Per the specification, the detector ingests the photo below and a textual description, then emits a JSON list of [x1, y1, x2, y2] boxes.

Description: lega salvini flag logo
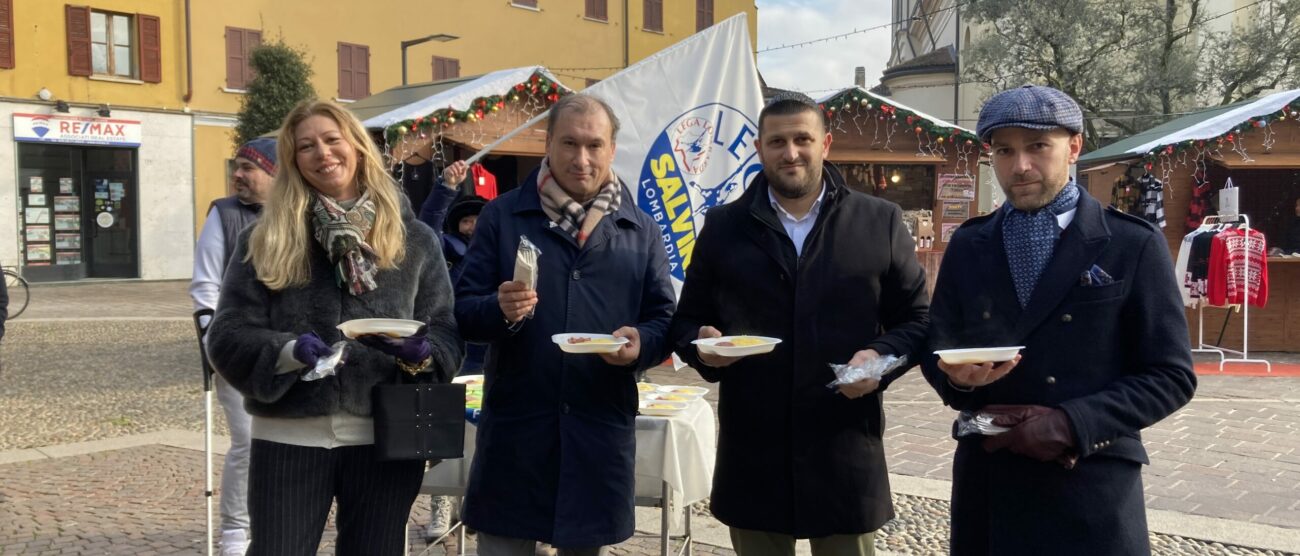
[[639, 105, 761, 280], [585, 13, 764, 283]]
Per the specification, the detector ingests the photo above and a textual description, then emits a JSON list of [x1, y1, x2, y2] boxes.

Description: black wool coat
[[921, 185, 1196, 556], [670, 165, 930, 538]]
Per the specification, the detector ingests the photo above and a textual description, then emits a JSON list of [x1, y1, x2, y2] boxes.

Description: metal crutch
[[193, 308, 216, 556]]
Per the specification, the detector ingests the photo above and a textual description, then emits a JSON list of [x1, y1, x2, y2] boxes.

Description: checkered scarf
[[536, 157, 622, 247], [310, 190, 379, 296]]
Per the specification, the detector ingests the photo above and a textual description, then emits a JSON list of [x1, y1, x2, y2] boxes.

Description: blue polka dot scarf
[[1003, 183, 1080, 308]]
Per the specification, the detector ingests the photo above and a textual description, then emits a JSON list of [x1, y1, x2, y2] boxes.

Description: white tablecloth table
[[419, 397, 717, 556]]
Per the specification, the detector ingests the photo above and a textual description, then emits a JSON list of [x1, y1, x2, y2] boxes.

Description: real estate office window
[[65, 5, 161, 82]]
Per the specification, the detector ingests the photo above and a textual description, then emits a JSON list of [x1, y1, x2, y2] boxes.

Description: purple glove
[[293, 332, 333, 367], [357, 325, 433, 364]]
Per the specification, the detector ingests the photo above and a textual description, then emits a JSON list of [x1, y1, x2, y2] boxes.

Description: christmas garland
[[383, 71, 572, 144]]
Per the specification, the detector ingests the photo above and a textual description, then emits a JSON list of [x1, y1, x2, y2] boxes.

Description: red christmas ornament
[[1145, 163, 1153, 170], [1227, 133, 1236, 142], [515, 83, 525, 92], [906, 116, 914, 125], [530, 74, 540, 84]]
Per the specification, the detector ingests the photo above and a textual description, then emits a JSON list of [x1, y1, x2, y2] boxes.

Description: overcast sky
[[754, 0, 893, 98]]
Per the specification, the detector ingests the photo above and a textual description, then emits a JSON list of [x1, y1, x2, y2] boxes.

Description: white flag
[[585, 13, 764, 284]]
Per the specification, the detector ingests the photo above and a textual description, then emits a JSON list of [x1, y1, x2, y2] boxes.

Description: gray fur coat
[[208, 205, 462, 418]]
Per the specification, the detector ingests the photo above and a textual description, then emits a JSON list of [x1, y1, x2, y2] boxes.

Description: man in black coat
[[921, 85, 1196, 555], [670, 92, 929, 556]]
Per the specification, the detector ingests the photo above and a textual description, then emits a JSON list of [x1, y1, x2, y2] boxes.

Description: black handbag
[[371, 369, 466, 462]]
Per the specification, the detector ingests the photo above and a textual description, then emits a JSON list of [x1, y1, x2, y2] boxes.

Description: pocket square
[[1082, 264, 1115, 287]]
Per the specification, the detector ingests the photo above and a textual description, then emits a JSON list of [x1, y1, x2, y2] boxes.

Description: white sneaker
[[219, 529, 249, 556], [425, 496, 454, 539]]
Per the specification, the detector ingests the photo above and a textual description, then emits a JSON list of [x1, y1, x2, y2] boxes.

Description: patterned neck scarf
[[310, 190, 380, 296], [536, 157, 623, 247], [1003, 182, 1080, 308]]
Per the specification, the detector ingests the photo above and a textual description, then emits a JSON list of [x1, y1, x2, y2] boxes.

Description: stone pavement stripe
[[8, 431, 1299, 555], [16, 317, 193, 323], [0, 430, 229, 464]]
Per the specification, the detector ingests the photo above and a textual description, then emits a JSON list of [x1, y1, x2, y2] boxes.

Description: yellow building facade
[[0, 0, 755, 282]]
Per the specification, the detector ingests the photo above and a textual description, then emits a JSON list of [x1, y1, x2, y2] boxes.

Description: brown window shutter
[[138, 14, 161, 82], [451, 58, 459, 79], [65, 5, 91, 76], [245, 30, 261, 85], [696, 0, 713, 32], [0, 0, 14, 69], [596, 0, 607, 20], [645, 0, 662, 32], [337, 42, 353, 99], [353, 44, 369, 98], [225, 27, 245, 89]]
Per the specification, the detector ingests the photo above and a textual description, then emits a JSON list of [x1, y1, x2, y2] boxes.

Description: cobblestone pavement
[[2, 281, 1300, 554]]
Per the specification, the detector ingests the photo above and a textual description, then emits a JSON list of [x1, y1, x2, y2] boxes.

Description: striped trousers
[[246, 440, 425, 556]]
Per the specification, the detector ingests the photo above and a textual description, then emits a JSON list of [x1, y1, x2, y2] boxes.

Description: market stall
[[1078, 88, 1300, 354], [816, 87, 986, 292], [347, 66, 573, 206]]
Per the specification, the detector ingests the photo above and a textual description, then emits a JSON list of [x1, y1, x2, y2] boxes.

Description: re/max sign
[[13, 113, 142, 147]]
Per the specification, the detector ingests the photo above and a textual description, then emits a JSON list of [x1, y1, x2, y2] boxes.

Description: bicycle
[[4, 267, 30, 319]]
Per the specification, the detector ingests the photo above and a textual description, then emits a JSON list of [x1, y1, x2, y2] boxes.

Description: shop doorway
[[15, 144, 139, 282]]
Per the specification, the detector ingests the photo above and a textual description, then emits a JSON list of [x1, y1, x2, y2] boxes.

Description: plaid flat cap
[[976, 85, 1084, 142]]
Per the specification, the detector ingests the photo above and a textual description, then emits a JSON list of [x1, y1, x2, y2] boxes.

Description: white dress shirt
[[768, 185, 826, 257]]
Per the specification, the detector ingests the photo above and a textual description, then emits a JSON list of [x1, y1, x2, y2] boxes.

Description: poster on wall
[[59, 177, 75, 194], [941, 223, 961, 243], [53, 196, 79, 212], [56, 252, 82, 265], [55, 233, 81, 250], [25, 207, 50, 224], [26, 244, 51, 261], [25, 226, 50, 242], [27, 194, 46, 206], [29, 176, 44, 193], [937, 174, 976, 201], [109, 182, 125, 201], [941, 200, 970, 220], [54, 215, 80, 231]]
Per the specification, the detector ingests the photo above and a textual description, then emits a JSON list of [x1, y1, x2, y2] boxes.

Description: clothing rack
[[1193, 214, 1271, 373]]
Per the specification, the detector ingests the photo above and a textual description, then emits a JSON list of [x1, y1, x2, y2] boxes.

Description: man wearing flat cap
[[920, 85, 1196, 555]]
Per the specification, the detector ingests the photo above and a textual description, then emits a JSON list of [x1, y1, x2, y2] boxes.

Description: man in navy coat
[[921, 85, 1196, 555], [454, 94, 675, 556]]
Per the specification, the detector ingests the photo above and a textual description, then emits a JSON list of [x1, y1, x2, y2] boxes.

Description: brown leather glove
[[981, 405, 1078, 469]]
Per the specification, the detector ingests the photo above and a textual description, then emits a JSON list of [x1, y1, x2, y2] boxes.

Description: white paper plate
[[336, 318, 424, 339], [452, 374, 484, 386], [934, 346, 1025, 365], [639, 400, 688, 417], [643, 392, 700, 403], [692, 336, 782, 357], [552, 333, 629, 354], [636, 382, 661, 393], [657, 385, 709, 397]]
